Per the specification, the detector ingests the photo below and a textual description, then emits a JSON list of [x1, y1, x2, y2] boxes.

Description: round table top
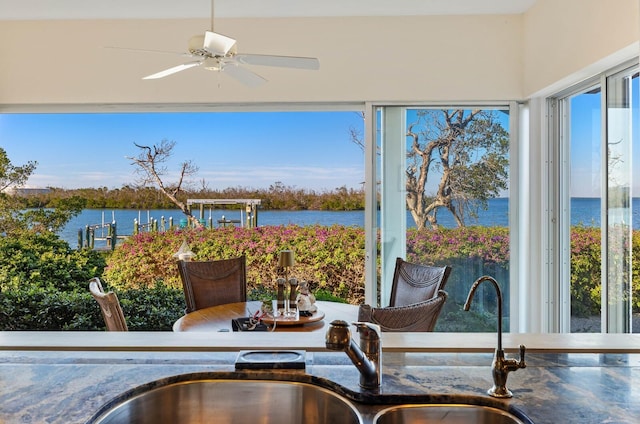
[[173, 300, 359, 333]]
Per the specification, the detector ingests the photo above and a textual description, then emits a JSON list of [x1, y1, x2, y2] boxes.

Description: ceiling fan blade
[[222, 63, 267, 87], [142, 61, 202, 80], [235, 54, 320, 70], [105, 46, 190, 57], [203, 31, 237, 55]]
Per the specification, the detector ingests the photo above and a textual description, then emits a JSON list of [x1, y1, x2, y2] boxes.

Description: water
[[59, 198, 640, 247]]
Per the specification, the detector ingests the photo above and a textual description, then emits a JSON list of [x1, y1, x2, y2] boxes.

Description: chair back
[[389, 258, 452, 307], [88, 277, 128, 331], [358, 290, 448, 332], [178, 256, 247, 313]]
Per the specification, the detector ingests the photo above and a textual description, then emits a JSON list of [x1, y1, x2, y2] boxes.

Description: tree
[[0, 147, 36, 234], [406, 109, 509, 230], [127, 140, 202, 227], [0, 147, 37, 193], [0, 148, 84, 234], [21, 196, 86, 233]]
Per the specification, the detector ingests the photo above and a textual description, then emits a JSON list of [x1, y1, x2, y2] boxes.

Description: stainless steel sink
[[373, 404, 528, 424], [89, 378, 363, 424]]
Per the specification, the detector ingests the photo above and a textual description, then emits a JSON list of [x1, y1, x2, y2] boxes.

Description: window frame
[[546, 59, 639, 333]]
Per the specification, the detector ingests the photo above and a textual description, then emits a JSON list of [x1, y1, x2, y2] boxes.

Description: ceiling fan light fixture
[[203, 57, 221, 71], [203, 31, 237, 56]]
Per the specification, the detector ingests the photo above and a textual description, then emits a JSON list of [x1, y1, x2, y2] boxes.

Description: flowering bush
[[104, 224, 640, 317], [407, 226, 509, 265], [1, 225, 637, 331], [104, 225, 367, 304]]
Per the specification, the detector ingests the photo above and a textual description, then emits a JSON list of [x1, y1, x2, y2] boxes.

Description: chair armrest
[[358, 290, 448, 332]]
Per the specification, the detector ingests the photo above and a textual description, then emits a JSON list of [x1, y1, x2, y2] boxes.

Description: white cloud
[[26, 164, 363, 191], [198, 165, 363, 190]]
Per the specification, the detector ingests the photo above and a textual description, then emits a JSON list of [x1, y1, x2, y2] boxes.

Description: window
[[1, 110, 368, 331], [369, 104, 513, 331], [552, 62, 639, 333]]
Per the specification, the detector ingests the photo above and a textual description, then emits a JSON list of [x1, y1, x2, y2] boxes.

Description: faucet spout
[[325, 320, 381, 390], [464, 276, 526, 398], [464, 276, 505, 351]]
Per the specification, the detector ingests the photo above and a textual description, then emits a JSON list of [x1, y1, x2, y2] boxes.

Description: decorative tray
[[261, 310, 325, 326]]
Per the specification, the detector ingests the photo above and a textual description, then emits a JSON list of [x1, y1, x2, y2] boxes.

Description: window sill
[[1, 331, 639, 353]]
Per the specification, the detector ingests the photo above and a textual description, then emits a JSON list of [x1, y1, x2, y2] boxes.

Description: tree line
[[17, 182, 365, 211]]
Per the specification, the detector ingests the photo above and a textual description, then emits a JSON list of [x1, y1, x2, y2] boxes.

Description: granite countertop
[[1, 349, 639, 424]]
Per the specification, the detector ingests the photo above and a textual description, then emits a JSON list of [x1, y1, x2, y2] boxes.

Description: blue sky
[[570, 80, 640, 198], [1, 111, 365, 191], [570, 91, 602, 197], [2, 104, 637, 197]]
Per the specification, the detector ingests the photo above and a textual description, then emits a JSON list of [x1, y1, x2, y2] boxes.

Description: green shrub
[[0, 231, 185, 331], [0, 231, 108, 330], [0, 230, 106, 292], [634, 231, 640, 311], [117, 282, 185, 331], [0, 281, 184, 331], [0, 286, 101, 330], [570, 226, 602, 316], [569, 226, 640, 317]]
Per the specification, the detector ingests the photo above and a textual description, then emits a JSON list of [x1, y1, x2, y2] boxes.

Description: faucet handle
[[517, 344, 526, 368], [353, 321, 381, 340]]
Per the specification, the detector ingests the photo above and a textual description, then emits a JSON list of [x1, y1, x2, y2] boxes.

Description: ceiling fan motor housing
[[188, 35, 207, 56]]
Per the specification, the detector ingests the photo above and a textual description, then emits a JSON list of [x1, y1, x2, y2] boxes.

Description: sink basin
[[89, 377, 362, 424], [373, 404, 529, 424]]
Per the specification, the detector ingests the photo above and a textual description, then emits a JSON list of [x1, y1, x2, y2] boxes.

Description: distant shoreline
[[58, 198, 639, 247]]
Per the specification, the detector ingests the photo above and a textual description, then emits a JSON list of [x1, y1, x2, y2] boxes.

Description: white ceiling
[[0, 0, 537, 20]]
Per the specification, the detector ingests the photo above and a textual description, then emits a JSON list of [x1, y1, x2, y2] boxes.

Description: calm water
[[60, 197, 639, 247]]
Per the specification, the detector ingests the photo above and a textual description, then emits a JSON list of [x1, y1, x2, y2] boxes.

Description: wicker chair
[[389, 258, 452, 307], [89, 277, 128, 332], [177, 256, 247, 313], [358, 258, 452, 332], [358, 290, 448, 332]]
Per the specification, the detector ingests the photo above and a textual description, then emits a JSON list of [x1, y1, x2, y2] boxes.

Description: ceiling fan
[[131, 0, 319, 87]]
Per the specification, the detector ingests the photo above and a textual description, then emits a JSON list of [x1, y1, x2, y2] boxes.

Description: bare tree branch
[[348, 112, 366, 151], [127, 140, 202, 227], [348, 111, 381, 156]]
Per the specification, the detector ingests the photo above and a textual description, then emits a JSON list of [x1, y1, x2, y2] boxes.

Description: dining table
[[173, 300, 359, 333]]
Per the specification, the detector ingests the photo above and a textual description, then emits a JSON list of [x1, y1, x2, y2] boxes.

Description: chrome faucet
[[464, 276, 526, 398], [325, 319, 381, 390]]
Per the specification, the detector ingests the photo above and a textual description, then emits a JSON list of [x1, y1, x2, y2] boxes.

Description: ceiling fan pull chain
[[211, 0, 215, 32]]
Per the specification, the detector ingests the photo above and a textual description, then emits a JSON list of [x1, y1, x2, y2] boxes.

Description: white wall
[[1, 3, 637, 108], [519, 0, 638, 332], [0, 15, 523, 106], [523, 0, 639, 97]]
